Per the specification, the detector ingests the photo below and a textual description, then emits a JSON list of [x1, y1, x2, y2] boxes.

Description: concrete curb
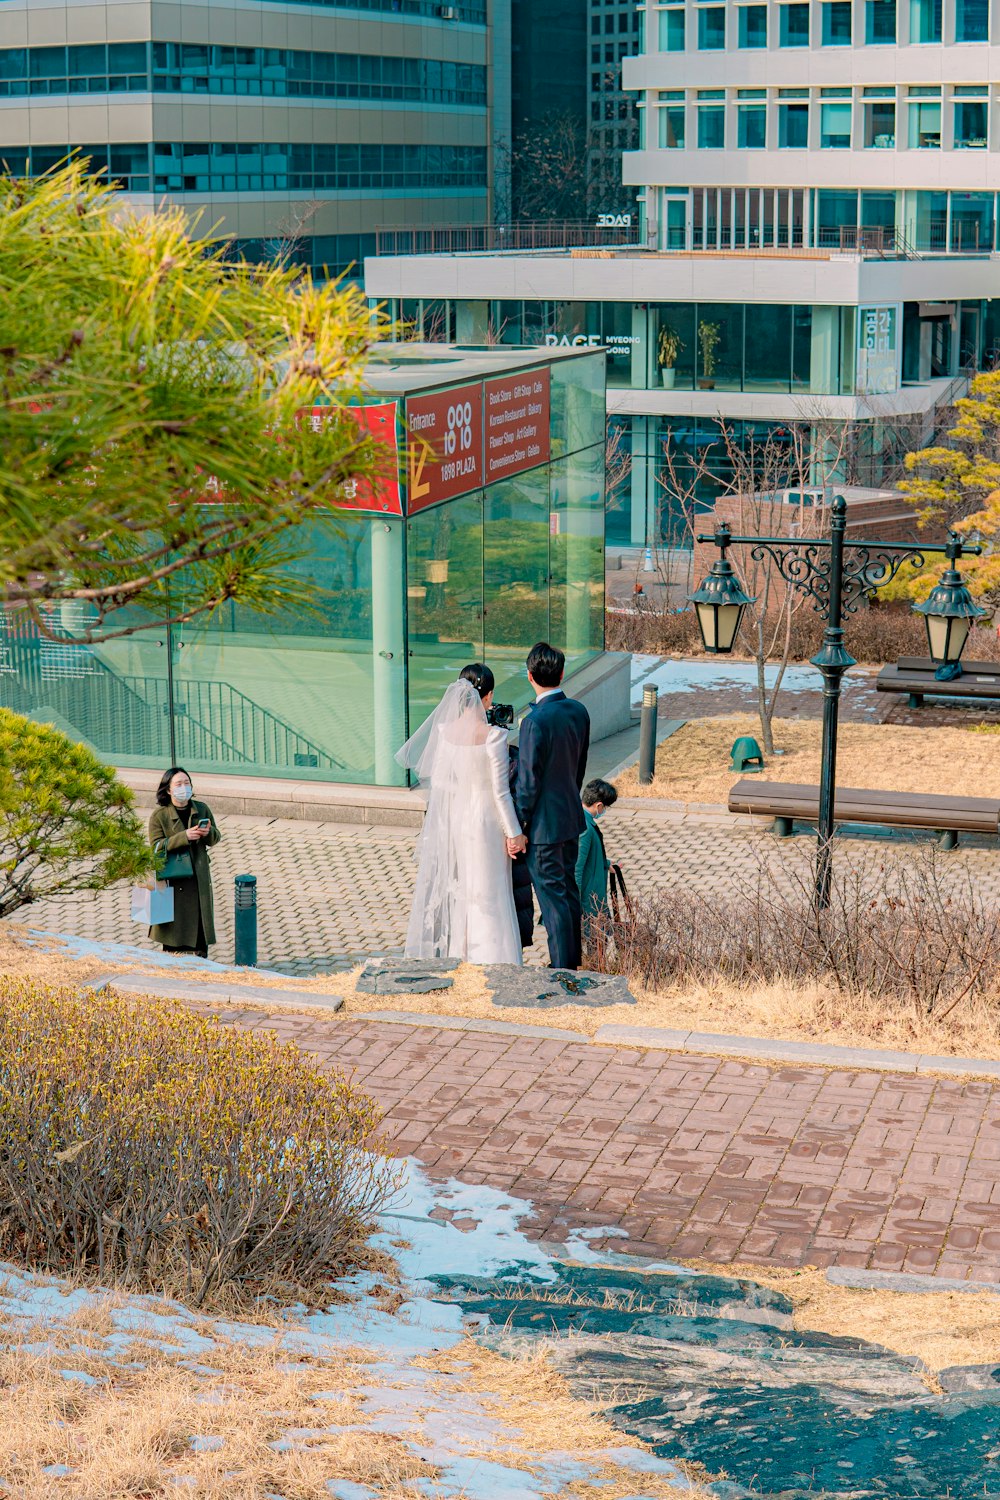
[[353, 1010, 581, 1042], [76, 958, 1000, 1081], [826, 1267, 1000, 1296], [89, 972, 345, 1014], [591, 1022, 1000, 1080]]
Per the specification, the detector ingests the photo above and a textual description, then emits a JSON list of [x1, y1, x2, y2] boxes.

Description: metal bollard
[[234, 874, 258, 968], [638, 683, 658, 785]]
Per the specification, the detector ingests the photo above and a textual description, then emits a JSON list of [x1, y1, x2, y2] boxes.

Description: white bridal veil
[[395, 678, 488, 784], [395, 678, 495, 958]]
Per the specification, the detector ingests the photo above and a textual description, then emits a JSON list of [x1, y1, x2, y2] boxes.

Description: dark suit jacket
[[514, 690, 590, 845]]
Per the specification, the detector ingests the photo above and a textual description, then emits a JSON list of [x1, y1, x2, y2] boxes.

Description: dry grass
[[9, 916, 1000, 1064], [0, 1326, 418, 1499], [0, 1300, 713, 1500], [617, 714, 1000, 805], [419, 1339, 715, 1498], [682, 1261, 1000, 1378]]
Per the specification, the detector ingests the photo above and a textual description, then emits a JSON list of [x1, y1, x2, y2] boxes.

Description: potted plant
[[657, 324, 683, 389], [698, 319, 720, 390]]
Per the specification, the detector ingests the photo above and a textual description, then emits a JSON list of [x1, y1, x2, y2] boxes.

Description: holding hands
[[506, 833, 527, 858]]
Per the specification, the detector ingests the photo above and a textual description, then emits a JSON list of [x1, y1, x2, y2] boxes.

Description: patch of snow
[[629, 652, 874, 704], [0, 1156, 703, 1498]]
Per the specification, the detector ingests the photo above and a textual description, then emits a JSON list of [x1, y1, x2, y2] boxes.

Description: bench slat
[[728, 779, 1000, 833]]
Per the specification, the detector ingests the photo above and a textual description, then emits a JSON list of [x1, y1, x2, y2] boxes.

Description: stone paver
[[203, 1008, 1000, 1283], [24, 807, 1000, 973]]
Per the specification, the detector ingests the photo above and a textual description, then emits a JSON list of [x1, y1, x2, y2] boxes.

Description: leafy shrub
[[0, 709, 150, 918], [587, 848, 1000, 1015], [0, 982, 395, 1305]]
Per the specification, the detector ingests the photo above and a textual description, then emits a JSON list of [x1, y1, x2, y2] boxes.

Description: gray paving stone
[[484, 965, 636, 1009], [684, 1032, 920, 1073], [355, 956, 459, 995]]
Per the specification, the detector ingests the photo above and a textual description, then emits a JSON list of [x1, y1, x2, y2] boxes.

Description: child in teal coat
[[575, 778, 618, 928]]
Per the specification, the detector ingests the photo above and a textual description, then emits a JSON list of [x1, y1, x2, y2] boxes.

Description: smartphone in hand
[[198, 818, 211, 831]]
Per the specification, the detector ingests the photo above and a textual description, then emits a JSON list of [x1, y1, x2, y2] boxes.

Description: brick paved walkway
[[216, 1009, 1000, 1283]]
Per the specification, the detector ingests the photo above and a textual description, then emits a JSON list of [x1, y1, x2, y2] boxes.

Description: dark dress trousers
[[514, 690, 591, 969]]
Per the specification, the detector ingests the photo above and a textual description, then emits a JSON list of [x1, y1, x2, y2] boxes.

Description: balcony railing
[[375, 220, 651, 256]]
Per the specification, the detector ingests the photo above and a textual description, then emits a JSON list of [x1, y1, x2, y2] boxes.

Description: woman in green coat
[[148, 766, 222, 958]]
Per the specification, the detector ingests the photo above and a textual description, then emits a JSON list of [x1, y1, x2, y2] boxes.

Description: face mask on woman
[[172, 785, 193, 804]]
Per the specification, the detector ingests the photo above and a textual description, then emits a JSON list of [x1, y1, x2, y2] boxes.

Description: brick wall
[[691, 492, 945, 614]]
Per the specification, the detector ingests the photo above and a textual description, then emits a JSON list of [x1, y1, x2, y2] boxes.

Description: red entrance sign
[[404, 383, 484, 514], [484, 368, 551, 484], [303, 401, 401, 515]]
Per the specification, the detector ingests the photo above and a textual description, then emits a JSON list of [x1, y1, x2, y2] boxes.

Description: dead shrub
[[587, 847, 1000, 1017], [605, 603, 1000, 668], [0, 981, 395, 1306]]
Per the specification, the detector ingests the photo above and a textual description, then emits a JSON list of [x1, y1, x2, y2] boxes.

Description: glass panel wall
[[549, 443, 605, 675], [406, 495, 484, 731], [166, 513, 407, 785], [1, 600, 172, 769], [484, 471, 550, 702]]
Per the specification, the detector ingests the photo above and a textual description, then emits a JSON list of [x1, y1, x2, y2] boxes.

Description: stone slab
[[485, 965, 636, 1009], [916, 1052, 1000, 1079], [355, 957, 459, 995], [88, 972, 344, 1013], [826, 1267, 1000, 1296], [593, 1024, 923, 1074], [352, 1010, 581, 1042], [592, 1024, 693, 1051]]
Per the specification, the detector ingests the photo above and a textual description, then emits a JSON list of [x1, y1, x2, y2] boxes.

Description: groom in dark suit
[[514, 642, 591, 970]]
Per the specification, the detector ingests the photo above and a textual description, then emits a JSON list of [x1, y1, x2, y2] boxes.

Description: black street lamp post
[[689, 495, 984, 908]]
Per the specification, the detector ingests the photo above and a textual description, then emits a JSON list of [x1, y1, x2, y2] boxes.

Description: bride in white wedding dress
[[396, 667, 524, 964]]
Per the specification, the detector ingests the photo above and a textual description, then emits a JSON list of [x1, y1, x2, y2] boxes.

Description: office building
[[0, 0, 509, 279], [366, 0, 1000, 548]]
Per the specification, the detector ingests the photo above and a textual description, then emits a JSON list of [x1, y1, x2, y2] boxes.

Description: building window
[[865, 0, 896, 41], [908, 95, 941, 147], [659, 8, 685, 50], [697, 7, 726, 49], [780, 3, 810, 44], [697, 105, 725, 148], [863, 93, 895, 146], [954, 97, 988, 148], [738, 5, 767, 47], [737, 103, 766, 147], [820, 101, 852, 147], [956, 0, 988, 40], [659, 101, 686, 146], [821, 1, 852, 44], [778, 102, 809, 147], [909, 0, 942, 43]]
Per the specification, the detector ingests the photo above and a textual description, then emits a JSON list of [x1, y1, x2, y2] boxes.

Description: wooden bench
[[876, 657, 1000, 709], [727, 779, 1000, 850]]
